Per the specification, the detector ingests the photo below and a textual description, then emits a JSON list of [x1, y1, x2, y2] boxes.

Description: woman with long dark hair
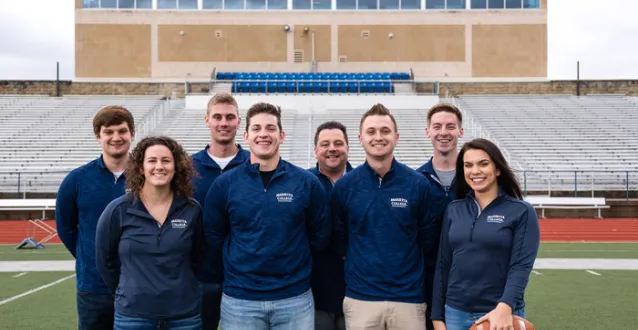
[[96, 136, 205, 330], [431, 138, 540, 330]]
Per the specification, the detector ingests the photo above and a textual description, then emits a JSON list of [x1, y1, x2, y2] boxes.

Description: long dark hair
[[455, 138, 523, 200]]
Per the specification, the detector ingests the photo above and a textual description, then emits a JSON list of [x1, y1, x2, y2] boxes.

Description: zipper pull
[[378, 177, 382, 188]]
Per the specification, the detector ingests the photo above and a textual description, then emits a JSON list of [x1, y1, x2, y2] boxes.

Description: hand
[[432, 320, 447, 330], [474, 303, 514, 330]]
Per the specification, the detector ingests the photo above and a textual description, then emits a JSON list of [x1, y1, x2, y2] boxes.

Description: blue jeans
[[444, 305, 526, 330], [76, 291, 114, 330], [199, 282, 222, 330], [220, 289, 315, 330], [114, 312, 201, 330]]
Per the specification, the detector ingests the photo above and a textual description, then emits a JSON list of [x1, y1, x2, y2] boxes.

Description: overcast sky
[[0, 0, 636, 80]]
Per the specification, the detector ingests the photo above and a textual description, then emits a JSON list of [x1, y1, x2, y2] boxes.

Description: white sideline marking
[[586, 270, 602, 276], [532, 270, 542, 275], [0, 274, 75, 306], [544, 250, 633, 253], [12, 272, 27, 278]]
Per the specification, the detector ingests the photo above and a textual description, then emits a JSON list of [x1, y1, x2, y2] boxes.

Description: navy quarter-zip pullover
[[431, 190, 540, 321], [308, 161, 353, 313], [192, 144, 250, 208], [95, 193, 206, 319], [204, 158, 330, 301], [55, 155, 126, 294], [417, 157, 457, 326], [331, 158, 439, 303], [191, 144, 250, 283]]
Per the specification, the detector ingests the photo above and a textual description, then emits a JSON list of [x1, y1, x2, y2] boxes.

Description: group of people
[[55, 92, 540, 330]]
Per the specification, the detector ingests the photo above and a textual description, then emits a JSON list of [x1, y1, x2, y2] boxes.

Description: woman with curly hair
[[96, 136, 206, 330]]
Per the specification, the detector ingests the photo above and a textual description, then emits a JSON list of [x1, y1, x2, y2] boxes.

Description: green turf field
[[1, 243, 637, 329]]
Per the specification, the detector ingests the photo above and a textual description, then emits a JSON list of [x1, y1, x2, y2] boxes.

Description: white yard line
[[0, 261, 75, 272], [532, 270, 542, 275], [0, 274, 75, 306], [586, 270, 602, 276], [12, 272, 27, 278]]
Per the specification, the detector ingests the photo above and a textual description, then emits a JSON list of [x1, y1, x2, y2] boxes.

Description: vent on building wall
[[215, 30, 222, 38], [294, 50, 304, 63], [361, 30, 370, 38], [338, 56, 347, 63]]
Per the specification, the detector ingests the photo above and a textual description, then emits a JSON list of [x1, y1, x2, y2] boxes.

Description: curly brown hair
[[126, 136, 196, 200]]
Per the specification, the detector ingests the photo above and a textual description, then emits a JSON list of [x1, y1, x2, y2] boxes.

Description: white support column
[[152, 0, 157, 9], [331, 0, 337, 10], [466, 0, 470, 9], [421, 0, 425, 10], [288, 0, 293, 10], [198, 0, 203, 9]]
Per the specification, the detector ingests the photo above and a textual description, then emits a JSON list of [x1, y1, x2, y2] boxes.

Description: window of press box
[[426, 0, 466, 9], [471, 0, 539, 8], [84, 0, 151, 8], [335, 0, 423, 9], [292, 0, 332, 10]]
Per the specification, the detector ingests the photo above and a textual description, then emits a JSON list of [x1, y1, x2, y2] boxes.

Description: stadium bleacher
[[0, 95, 165, 194], [215, 71, 411, 94], [455, 94, 638, 191], [1, 93, 636, 195]]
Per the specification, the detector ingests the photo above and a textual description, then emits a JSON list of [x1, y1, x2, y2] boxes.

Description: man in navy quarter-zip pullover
[[204, 102, 330, 330], [191, 93, 250, 330], [331, 104, 439, 330], [55, 106, 135, 330], [416, 103, 464, 330], [308, 121, 353, 330]]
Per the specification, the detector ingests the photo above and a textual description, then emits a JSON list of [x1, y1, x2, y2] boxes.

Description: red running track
[[0, 219, 638, 244]]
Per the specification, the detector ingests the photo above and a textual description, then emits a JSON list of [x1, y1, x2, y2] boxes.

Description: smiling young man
[[330, 104, 440, 330], [191, 93, 250, 330], [416, 103, 464, 330], [56, 105, 135, 330], [308, 121, 353, 330], [203, 102, 331, 329]]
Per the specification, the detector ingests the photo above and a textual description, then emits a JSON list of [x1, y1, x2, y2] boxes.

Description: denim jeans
[[76, 291, 114, 330], [113, 312, 201, 330], [199, 282, 222, 330], [220, 289, 315, 330], [444, 304, 526, 330]]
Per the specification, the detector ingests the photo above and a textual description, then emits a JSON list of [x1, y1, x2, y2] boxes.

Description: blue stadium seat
[[221, 71, 399, 94]]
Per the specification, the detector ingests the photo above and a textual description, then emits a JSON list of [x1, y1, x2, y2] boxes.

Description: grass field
[[1, 243, 637, 329]]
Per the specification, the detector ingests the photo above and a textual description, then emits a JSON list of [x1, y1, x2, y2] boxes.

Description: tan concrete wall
[[76, 24, 152, 78], [293, 25, 331, 63], [472, 24, 547, 77], [337, 25, 465, 62], [75, 9, 547, 79], [76, 0, 82, 9]]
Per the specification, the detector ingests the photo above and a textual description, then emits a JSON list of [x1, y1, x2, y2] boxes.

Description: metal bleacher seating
[[0, 96, 164, 194], [216, 71, 410, 94], [455, 94, 638, 191]]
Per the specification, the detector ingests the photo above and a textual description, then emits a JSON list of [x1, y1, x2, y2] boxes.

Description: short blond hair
[[206, 92, 239, 116]]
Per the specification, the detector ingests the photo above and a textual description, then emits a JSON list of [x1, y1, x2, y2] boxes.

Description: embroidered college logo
[[276, 193, 294, 203], [486, 215, 505, 223], [171, 219, 188, 229], [390, 198, 408, 208]]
